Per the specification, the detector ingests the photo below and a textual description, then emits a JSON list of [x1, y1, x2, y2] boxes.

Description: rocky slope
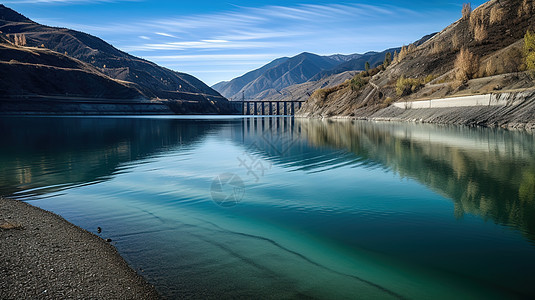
[[297, 0, 535, 128], [260, 71, 359, 102]]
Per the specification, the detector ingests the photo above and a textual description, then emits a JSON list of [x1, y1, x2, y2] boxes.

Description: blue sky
[[4, 0, 486, 85]]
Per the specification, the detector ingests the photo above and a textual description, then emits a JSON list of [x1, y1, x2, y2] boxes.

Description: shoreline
[[296, 90, 535, 130], [0, 197, 159, 299]]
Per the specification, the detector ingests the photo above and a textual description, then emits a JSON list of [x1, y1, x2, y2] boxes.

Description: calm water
[[1, 116, 535, 299]]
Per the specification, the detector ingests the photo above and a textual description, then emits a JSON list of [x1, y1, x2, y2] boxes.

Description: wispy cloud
[[14, 0, 464, 84], [155, 32, 177, 38], [142, 54, 284, 61], [122, 40, 287, 52], [116, 2, 412, 55]]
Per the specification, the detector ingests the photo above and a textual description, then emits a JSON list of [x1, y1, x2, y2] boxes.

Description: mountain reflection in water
[[1, 116, 534, 298]]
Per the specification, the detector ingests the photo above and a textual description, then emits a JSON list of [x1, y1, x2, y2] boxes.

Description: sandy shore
[[0, 197, 159, 299]]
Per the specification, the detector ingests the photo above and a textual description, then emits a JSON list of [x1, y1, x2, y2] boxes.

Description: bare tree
[[455, 48, 479, 82], [462, 3, 472, 19]]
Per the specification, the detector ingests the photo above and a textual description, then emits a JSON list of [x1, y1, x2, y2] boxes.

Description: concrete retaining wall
[[393, 93, 525, 109], [366, 90, 535, 129]]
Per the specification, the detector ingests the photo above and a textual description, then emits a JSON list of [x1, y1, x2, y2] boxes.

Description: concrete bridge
[[231, 101, 306, 115]]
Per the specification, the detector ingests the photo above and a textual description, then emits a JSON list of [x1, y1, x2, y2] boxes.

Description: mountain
[[212, 43, 437, 102], [260, 71, 359, 102], [326, 53, 364, 63], [214, 56, 289, 100], [309, 49, 399, 82], [311, 34, 436, 82], [213, 52, 342, 100], [297, 0, 535, 127], [0, 4, 230, 114]]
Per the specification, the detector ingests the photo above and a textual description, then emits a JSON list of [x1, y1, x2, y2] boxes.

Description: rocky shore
[[0, 197, 159, 299], [363, 90, 535, 130], [298, 90, 535, 130]]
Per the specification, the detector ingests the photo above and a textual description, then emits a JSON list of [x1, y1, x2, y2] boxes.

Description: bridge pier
[[233, 100, 304, 115]]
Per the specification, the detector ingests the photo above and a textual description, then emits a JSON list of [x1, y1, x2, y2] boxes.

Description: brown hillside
[[0, 4, 226, 103], [0, 40, 142, 99], [299, 0, 535, 118]]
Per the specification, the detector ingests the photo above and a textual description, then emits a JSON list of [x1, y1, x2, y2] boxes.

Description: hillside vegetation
[[298, 0, 535, 119]]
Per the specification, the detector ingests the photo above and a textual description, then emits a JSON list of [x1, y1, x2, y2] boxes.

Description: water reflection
[[2, 116, 535, 298], [2, 116, 535, 242], [294, 119, 535, 242], [0, 116, 222, 197]]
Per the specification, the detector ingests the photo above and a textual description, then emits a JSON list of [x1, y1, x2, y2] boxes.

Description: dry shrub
[[395, 44, 418, 63], [350, 74, 368, 91], [396, 76, 424, 96], [312, 85, 341, 102], [489, 6, 505, 24], [504, 47, 523, 73], [455, 48, 480, 82], [396, 46, 409, 63], [469, 6, 488, 43], [481, 47, 522, 77], [430, 42, 444, 55], [13, 34, 27, 46], [485, 60, 496, 77], [518, 0, 533, 17], [469, 7, 485, 30], [462, 3, 472, 19], [424, 74, 437, 84], [379, 97, 394, 109], [474, 24, 488, 42], [525, 30, 535, 72], [452, 34, 461, 51]]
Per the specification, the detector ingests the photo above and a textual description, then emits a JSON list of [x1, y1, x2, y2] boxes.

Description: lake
[[1, 116, 535, 299]]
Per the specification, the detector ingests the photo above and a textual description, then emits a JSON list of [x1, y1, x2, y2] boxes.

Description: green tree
[[384, 52, 392, 67], [524, 30, 535, 73], [365, 61, 370, 72]]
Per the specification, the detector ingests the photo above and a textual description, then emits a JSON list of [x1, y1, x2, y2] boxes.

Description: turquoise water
[[1, 116, 535, 298]]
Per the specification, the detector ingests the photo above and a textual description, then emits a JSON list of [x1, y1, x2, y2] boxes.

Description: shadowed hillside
[[0, 4, 232, 114], [0, 38, 141, 99]]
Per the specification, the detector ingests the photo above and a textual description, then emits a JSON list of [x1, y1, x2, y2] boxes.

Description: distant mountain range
[[213, 33, 437, 102], [0, 4, 229, 114]]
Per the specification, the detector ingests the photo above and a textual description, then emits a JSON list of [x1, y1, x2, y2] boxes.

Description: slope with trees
[[298, 0, 535, 128]]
